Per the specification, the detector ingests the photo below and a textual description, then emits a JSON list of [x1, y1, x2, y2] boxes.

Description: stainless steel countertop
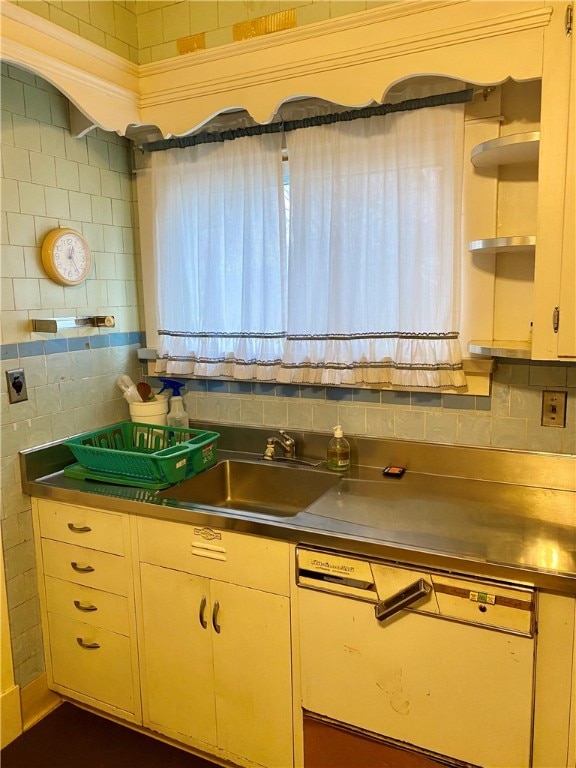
[[21, 435, 576, 595]]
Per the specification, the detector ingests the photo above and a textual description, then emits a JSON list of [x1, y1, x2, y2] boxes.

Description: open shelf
[[468, 340, 532, 359], [471, 131, 540, 168], [468, 235, 536, 254]]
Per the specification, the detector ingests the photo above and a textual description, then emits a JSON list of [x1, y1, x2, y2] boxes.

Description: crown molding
[[0, 1, 139, 133], [0, 0, 553, 138]]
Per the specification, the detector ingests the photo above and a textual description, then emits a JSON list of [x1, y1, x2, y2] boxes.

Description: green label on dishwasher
[[470, 591, 496, 605]]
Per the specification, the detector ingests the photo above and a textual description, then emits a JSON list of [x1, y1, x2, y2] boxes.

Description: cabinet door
[[139, 563, 217, 746], [558, 31, 575, 358], [532, 2, 574, 359], [212, 581, 293, 768]]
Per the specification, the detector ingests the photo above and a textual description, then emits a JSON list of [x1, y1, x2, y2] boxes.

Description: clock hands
[[67, 245, 81, 273]]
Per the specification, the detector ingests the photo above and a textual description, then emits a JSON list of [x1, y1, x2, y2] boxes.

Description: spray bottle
[[158, 378, 189, 429]]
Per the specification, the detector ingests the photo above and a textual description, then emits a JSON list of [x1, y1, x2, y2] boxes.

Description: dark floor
[[1, 702, 223, 768]]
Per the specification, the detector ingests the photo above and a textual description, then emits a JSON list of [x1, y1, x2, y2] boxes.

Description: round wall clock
[[41, 227, 92, 286]]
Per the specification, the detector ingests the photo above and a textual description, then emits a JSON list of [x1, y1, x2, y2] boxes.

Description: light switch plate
[[541, 390, 567, 427], [6, 368, 28, 404]]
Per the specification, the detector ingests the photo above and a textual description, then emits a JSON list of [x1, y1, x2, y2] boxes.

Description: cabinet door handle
[[212, 600, 221, 633], [71, 562, 95, 573], [74, 600, 97, 612], [199, 595, 208, 629], [67, 523, 92, 533], [375, 578, 431, 622], [76, 637, 100, 650]]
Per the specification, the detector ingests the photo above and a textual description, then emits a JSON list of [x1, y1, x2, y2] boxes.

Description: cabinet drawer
[[42, 539, 128, 596], [37, 500, 125, 555], [45, 576, 130, 635], [137, 517, 290, 596], [47, 613, 135, 714]]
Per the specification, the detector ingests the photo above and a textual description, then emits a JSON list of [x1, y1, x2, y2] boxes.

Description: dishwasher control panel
[[296, 546, 535, 636]]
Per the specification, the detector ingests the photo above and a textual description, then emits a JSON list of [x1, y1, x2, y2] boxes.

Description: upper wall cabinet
[[1, 0, 573, 361], [530, 2, 574, 361], [558, 21, 575, 358]]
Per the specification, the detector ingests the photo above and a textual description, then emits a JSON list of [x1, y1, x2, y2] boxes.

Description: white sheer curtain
[[153, 132, 287, 379], [151, 85, 467, 389], [282, 85, 467, 388]]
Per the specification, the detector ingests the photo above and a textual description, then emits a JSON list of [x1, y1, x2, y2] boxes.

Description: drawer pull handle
[[74, 600, 97, 612], [199, 595, 208, 629], [375, 578, 431, 622], [76, 637, 100, 650], [71, 562, 95, 573], [67, 523, 92, 533], [212, 600, 221, 634]]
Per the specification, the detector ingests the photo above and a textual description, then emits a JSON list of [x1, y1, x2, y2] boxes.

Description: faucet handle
[[278, 429, 295, 445]]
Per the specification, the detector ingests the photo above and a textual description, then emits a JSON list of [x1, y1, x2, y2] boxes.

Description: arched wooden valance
[[1, 1, 552, 139]]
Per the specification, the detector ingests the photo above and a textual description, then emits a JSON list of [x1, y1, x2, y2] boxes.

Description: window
[[150, 83, 468, 389]]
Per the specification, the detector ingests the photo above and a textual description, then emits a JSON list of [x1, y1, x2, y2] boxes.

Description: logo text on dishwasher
[[311, 558, 355, 574]]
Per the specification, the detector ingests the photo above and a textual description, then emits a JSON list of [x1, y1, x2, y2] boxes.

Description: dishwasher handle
[[375, 578, 431, 622]]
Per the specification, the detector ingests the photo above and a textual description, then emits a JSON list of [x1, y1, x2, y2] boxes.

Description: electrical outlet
[[541, 390, 567, 428], [6, 368, 28, 404]]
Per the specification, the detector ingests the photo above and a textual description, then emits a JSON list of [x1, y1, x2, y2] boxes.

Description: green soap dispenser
[[326, 425, 350, 472]]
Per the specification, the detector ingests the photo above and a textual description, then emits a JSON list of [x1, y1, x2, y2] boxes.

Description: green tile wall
[[1, 64, 143, 687], [8, 0, 394, 64]]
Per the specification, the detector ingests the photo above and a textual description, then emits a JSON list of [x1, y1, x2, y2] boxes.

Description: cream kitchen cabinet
[[135, 516, 293, 768], [557, 12, 575, 359], [466, 5, 574, 361], [32, 499, 141, 723]]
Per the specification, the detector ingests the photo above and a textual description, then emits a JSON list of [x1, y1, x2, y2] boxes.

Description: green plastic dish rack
[[64, 422, 220, 488]]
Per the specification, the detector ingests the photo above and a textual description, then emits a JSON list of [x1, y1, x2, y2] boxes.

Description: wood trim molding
[[20, 673, 61, 732], [0, 684, 22, 748], [0, 534, 22, 748], [0, 1, 553, 138], [137, 2, 552, 134], [0, 1, 139, 134]]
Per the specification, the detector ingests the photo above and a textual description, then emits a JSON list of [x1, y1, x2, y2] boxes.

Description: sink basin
[[158, 460, 340, 516]]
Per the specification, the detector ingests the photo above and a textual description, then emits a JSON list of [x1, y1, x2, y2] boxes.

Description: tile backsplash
[[149, 360, 576, 457]]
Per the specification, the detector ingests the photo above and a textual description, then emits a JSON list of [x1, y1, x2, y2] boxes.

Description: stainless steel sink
[[158, 460, 340, 516]]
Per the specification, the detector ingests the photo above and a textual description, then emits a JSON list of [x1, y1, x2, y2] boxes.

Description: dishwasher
[[296, 546, 536, 768]]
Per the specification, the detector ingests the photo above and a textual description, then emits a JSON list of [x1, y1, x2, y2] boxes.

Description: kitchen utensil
[[137, 381, 152, 401]]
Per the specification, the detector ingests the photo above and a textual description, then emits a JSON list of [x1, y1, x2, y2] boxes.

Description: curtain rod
[[142, 88, 474, 153]]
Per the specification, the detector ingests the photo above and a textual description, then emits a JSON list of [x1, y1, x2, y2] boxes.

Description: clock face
[[41, 228, 92, 286]]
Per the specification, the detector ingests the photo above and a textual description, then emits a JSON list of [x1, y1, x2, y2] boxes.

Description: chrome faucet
[[263, 430, 296, 461]]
